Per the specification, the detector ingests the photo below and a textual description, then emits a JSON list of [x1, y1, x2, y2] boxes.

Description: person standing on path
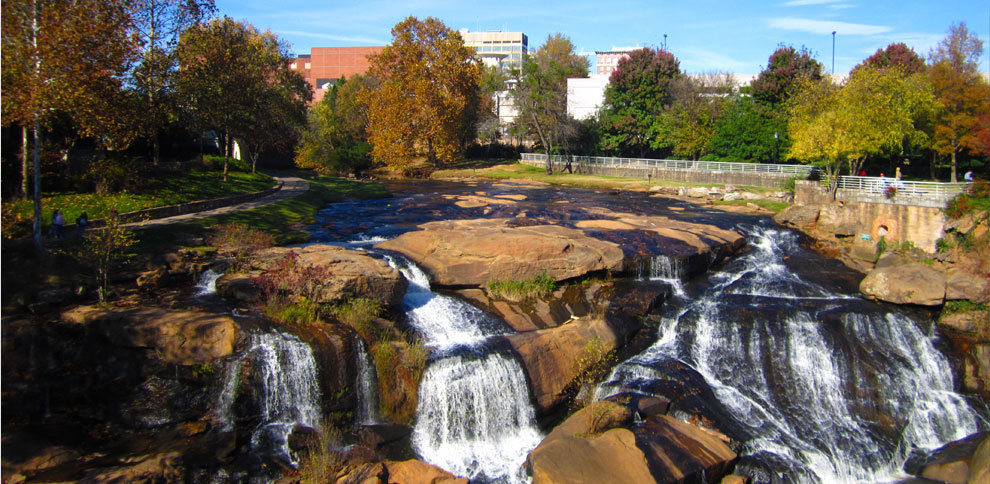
[[51, 209, 65, 239]]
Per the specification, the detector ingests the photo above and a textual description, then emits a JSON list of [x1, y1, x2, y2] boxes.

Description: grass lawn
[[133, 172, 391, 252], [2, 171, 275, 239], [712, 198, 790, 213], [432, 162, 778, 192]]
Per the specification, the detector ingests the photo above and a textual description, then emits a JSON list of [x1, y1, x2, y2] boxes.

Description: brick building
[[289, 46, 385, 103]]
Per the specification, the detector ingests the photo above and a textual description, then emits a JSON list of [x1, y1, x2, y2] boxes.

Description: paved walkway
[[124, 175, 309, 229]]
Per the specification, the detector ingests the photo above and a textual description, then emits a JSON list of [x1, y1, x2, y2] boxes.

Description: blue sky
[[215, 0, 990, 74]]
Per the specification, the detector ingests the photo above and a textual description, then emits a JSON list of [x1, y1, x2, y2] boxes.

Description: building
[[567, 75, 611, 120], [458, 29, 528, 72], [595, 47, 641, 75], [289, 46, 385, 103]]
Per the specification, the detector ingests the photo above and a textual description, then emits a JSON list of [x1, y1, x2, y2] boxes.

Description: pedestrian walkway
[[124, 175, 309, 229]]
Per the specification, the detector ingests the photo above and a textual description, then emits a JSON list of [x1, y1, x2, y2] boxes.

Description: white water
[[354, 337, 381, 425], [638, 254, 687, 298], [214, 331, 322, 467], [384, 254, 542, 483], [599, 224, 981, 484], [195, 268, 223, 296]]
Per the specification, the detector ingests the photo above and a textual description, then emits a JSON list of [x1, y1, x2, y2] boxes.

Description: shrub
[[571, 336, 617, 409], [85, 155, 143, 194], [329, 298, 383, 341], [208, 223, 274, 271], [945, 194, 975, 219], [252, 251, 335, 325], [297, 418, 345, 484], [371, 336, 427, 425], [486, 273, 556, 302], [79, 211, 137, 302], [203, 154, 250, 173]]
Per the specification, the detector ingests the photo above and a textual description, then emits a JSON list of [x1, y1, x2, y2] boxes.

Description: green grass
[[2, 171, 274, 239], [133, 171, 391, 252], [433, 162, 718, 191], [486, 273, 556, 301], [711, 198, 790, 213]]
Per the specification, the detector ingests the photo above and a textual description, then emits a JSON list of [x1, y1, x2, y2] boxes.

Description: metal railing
[[520, 153, 816, 176], [826, 176, 969, 207]]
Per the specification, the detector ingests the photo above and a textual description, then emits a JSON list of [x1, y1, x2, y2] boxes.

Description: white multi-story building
[[567, 75, 611, 120]]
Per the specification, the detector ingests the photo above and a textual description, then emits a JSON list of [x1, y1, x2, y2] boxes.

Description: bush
[[945, 194, 975, 219], [297, 418, 345, 484], [78, 211, 137, 302], [85, 155, 143, 194], [571, 336, 617, 409], [203, 154, 250, 173], [208, 223, 274, 271], [329, 298, 384, 341], [486, 273, 556, 302], [252, 251, 335, 325]]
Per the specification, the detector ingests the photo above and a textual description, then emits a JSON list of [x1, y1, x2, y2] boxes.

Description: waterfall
[[638, 254, 686, 298], [354, 337, 381, 425], [383, 254, 542, 483], [195, 268, 223, 296], [213, 331, 322, 467], [599, 224, 982, 484]]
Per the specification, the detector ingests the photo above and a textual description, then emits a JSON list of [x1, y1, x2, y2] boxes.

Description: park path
[[123, 175, 309, 229]]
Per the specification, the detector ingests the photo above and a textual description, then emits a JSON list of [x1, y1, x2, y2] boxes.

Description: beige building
[[458, 29, 528, 72]]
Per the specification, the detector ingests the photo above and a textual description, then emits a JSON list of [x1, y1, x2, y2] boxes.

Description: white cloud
[[768, 17, 891, 35]]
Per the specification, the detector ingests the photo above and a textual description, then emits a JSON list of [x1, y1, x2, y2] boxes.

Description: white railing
[[826, 176, 969, 207], [520, 153, 816, 176]]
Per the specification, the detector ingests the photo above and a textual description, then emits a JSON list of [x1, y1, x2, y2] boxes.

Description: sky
[[215, 0, 990, 75]]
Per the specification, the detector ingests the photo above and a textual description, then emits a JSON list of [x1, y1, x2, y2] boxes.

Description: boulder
[[859, 263, 946, 306], [946, 268, 990, 303], [252, 245, 407, 307], [385, 459, 469, 484], [527, 402, 736, 484], [916, 432, 990, 484], [969, 436, 990, 484], [96, 307, 237, 365], [216, 272, 262, 303], [503, 318, 622, 414], [721, 192, 743, 202], [773, 205, 820, 228], [938, 311, 990, 337], [78, 451, 184, 483], [375, 221, 623, 287]]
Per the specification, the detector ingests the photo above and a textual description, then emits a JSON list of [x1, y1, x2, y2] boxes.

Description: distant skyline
[[215, 0, 990, 74]]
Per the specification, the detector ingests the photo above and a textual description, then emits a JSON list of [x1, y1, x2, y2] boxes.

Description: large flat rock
[[860, 263, 946, 306], [93, 307, 236, 365], [375, 220, 623, 287]]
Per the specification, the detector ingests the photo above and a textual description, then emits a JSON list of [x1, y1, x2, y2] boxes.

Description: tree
[[362, 16, 482, 171], [477, 66, 508, 146], [296, 75, 376, 176], [128, 0, 215, 165], [710, 96, 789, 162], [652, 73, 734, 160], [176, 17, 311, 181], [853, 43, 925, 75], [787, 77, 844, 196], [928, 22, 989, 182], [512, 33, 589, 173], [599, 48, 680, 157], [751, 45, 823, 106], [2, 0, 138, 250]]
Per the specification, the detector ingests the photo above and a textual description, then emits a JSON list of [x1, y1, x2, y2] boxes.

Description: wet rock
[[457, 283, 607, 332], [859, 263, 946, 306], [915, 431, 990, 484], [216, 272, 262, 303], [96, 307, 237, 365], [939, 311, 989, 336], [77, 451, 184, 483], [970, 435, 990, 484], [634, 415, 737, 483], [376, 220, 623, 287]]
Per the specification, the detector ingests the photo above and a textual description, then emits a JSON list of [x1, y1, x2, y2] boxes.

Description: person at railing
[[965, 170, 974, 182]]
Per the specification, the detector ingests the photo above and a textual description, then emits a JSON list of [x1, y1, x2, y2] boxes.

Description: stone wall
[[795, 181, 946, 252], [521, 159, 794, 188]]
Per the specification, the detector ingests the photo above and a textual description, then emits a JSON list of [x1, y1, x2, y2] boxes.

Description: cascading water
[[195, 268, 223, 297], [354, 337, 381, 425], [599, 223, 984, 484], [383, 254, 542, 483], [638, 254, 686, 298], [214, 331, 322, 468]]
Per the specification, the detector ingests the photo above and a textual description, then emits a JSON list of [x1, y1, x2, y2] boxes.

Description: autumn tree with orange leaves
[[363, 16, 482, 171]]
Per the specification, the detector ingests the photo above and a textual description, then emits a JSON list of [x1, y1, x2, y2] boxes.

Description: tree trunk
[[21, 126, 29, 200], [32, 120, 43, 251], [950, 148, 957, 183], [529, 112, 552, 175], [223, 129, 230, 182]]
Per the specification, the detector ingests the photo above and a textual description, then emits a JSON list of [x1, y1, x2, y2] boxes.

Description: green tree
[[128, 0, 215, 165], [599, 48, 680, 157], [362, 16, 482, 171], [787, 77, 844, 195], [652, 73, 734, 160], [176, 17, 311, 180], [751, 45, 823, 106], [80, 211, 137, 302], [2, 0, 138, 250], [296, 75, 376, 176], [511, 33, 589, 173], [710, 95, 789, 162], [928, 22, 989, 182]]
